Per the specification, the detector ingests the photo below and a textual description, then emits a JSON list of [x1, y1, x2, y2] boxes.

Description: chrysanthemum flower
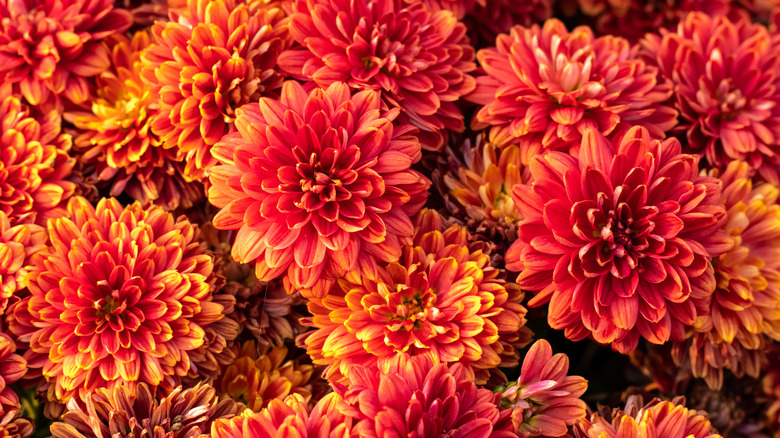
[[0, 333, 26, 420], [0, 410, 32, 438], [641, 13, 780, 183], [141, 0, 291, 179], [49, 383, 240, 438], [7, 197, 231, 404], [497, 339, 587, 437], [672, 161, 780, 389], [215, 340, 314, 412], [0, 0, 131, 106], [299, 209, 532, 385], [576, 0, 733, 42], [278, 0, 476, 150], [64, 31, 201, 211], [210, 393, 352, 437], [0, 211, 45, 314], [0, 87, 75, 225], [468, 19, 677, 153], [338, 354, 512, 438], [434, 134, 529, 249], [573, 396, 722, 438], [207, 81, 430, 298], [505, 126, 732, 354]]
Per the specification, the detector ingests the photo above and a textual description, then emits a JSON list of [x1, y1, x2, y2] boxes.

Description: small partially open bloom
[[216, 341, 314, 411], [141, 0, 291, 179], [468, 19, 677, 152], [0, 410, 32, 438], [7, 197, 230, 404], [49, 383, 240, 438], [207, 81, 429, 298], [506, 126, 732, 353], [434, 134, 529, 249], [65, 31, 202, 211], [0, 87, 75, 225], [210, 393, 352, 437], [673, 161, 780, 389], [0, 211, 45, 314], [278, 0, 476, 150], [641, 13, 780, 183], [498, 340, 587, 437], [0, 0, 131, 105], [0, 333, 26, 421], [338, 354, 512, 438], [573, 396, 722, 438], [299, 209, 532, 385]]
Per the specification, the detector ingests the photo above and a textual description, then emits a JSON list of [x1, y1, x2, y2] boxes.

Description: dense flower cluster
[[1, 0, 779, 436]]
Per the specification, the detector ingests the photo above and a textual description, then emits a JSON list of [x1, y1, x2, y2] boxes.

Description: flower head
[[64, 31, 202, 211], [338, 354, 511, 438], [468, 19, 677, 153], [278, 0, 476, 150], [50, 383, 240, 438], [0, 87, 75, 225], [0, 0, 131, 105], [641, 13, 780, 183], [0, 211, 45, 314], [0, 333, 26, 421], [141, 0, 291, 179], [506, 126, 733, 353], [210, 393, 352, 438], [498, 340, 587, 437], [215, 340, 314, 411], [573, 396, 722, 438], [207, 81, 430, 298], [672, 161, 780, 389], [7, 197, 230, 404], [299, 209, 532, 385]]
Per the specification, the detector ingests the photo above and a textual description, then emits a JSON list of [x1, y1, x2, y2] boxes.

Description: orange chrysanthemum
[[7, 197, 230, 404], [207, 81, 430, 298], [641, 13, 780, 184], [216, 340, 314, 412], [505, 127, 733, 354], [278, 0, 477, 150], [0, 332, 26, 421], [573, 396, 722, 438], [0, 211, 45, 314], [672, 161, 780, 389], [0, 87, 75, 225], [468, 19, 677, 153], [65, 31, 201, 211], [498, 340, 587, 437], [338, 354, 513, 438], [50, 383, 240, 438], [141, 0, 291, 179], [210, 393, 352, 437], [0, 0, 131, 106], [434, 135, 529, 250], [299, 209, 532, 385]]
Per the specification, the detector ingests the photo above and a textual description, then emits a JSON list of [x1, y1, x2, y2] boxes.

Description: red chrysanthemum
[[672, 161, 780, 389], [7, 197, 230, 404], [468, 19, 677, 153], [298, 209, 532, 385], [576, 0, 733, 42], [207, 81, 430, 298], [641, 13, 780, 184], [64, 31, 201, 211], [0, 211, 45, 314], [278, 0, 477, 150], [0, 0, 131, 106], [0, 86, 76, 225], [210, 393, 352, 438], [338, 354, 513, 438], [498, 340, 587, 437], [141, 0, 291, 180], [505, 126, 733, 354], [573, 396, 722, 438]]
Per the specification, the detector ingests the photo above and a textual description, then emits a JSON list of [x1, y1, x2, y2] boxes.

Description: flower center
[[599, 215, 634, 258], [94, 284, 127, 323], [388, 282, 436, 329]]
